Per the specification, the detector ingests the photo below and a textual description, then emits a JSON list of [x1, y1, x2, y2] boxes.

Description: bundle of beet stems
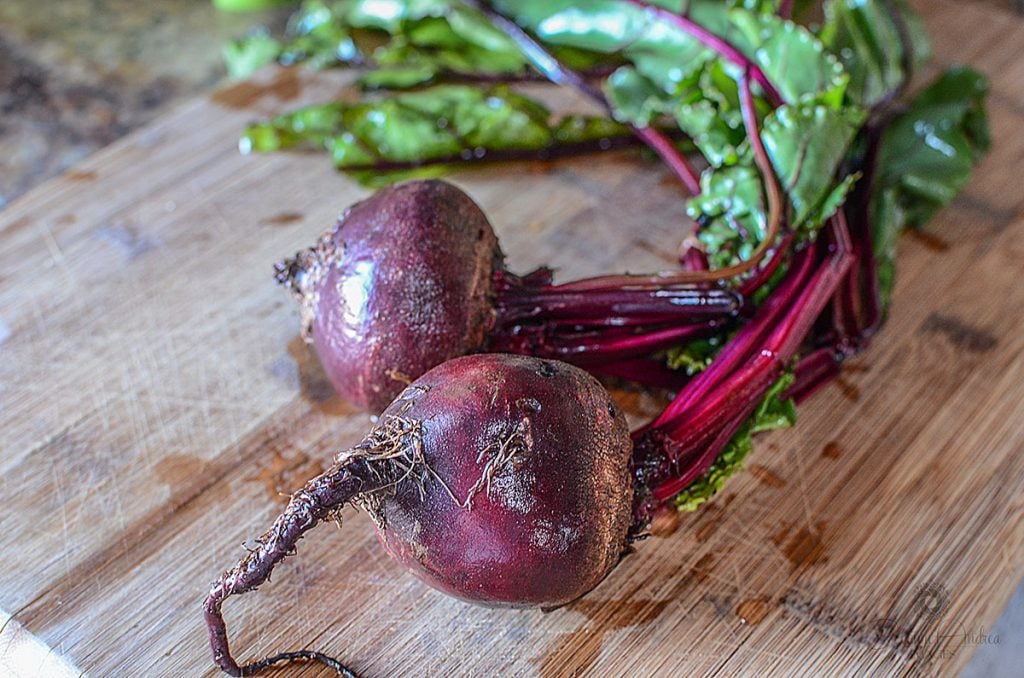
[[205, 0, 989, 674]]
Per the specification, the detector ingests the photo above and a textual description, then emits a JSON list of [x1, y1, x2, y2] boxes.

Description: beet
[[278, 180, 743, 412], [372, 354, 632, 607], [278, 180, 501, 411], [205, 353, 633, 676]]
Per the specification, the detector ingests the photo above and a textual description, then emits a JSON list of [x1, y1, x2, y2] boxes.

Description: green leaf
[[369, 30, 526, 85], [871, 185, 903, 304], [214, 0, 297, 11], [276, 0, 361, 70], [673, 373, 796, 512], [232, 0, 532, 84], [223, 33, 283, 79], [761, 103, 864, 226], [358, 65, 438, 89], [730, 10, 849, 107], [608, 59, 747, 168], [497, 0, 844, 103], [870, 66, 989, 306], [340, 0, 451, 31], [604, 66, 672, 126], [729, 0, 781, 13], [805, 172, 859, 228], [688, 164, 769, 268], [820, 0, 931, 107], [240, 84, 634, 184], [876, 67, 989, 220], [664, 335, 725, 375], [751, 372, 798, 432], [676, 98, 745, 167]]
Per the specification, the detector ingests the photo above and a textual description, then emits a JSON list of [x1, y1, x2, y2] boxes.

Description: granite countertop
[[0, 0, 288, 208], [0, 1, 1020, 676]]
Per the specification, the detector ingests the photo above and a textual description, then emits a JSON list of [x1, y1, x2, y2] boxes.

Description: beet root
[[277, 180, 501, 412], [369, 353, 633, 607], [205, 353, 633, 675]]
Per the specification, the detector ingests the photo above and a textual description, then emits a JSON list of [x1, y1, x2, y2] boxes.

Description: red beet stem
[[651, 403, 755, 502], [738, 232, 795, 297], [631, 123, 703, 195], [786, 347, 844, 403], [660, 349, 785, 454], [648, 245, 817, 431], [204, 459, 379, 676], [680, 241, 710, 271], [495, 277, 742, 324], [493, 320, 719, 364], [591, 357, 689, 390], [636, 71, 798, 432], [632, 213, 854, 522], [492, 269, 738, 369]]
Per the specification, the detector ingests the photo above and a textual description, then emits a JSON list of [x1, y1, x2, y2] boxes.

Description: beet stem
[[495, 282, 742, 323], [646, 241, 816, 432], [738, 232, 794, 297], [591, 357, 689, 390], [632, 213, 854, 520], [680, 241, 710, 271], [651, 402, 755, 502], [492, 272, 738, 367], [494, 321, 719, 365], [204, 459, 380, 676], [785, 347, 844, 403]]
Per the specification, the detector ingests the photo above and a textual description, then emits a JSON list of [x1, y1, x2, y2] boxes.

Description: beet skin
[[365, 353, 634, 607], [284, 180, 501, 412]]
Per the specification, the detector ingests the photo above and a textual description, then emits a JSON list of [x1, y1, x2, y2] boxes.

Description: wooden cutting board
[[2, 1, 1023, 676]]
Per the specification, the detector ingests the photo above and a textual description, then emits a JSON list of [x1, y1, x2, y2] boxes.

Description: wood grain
[[1, 1, 1022, 676]]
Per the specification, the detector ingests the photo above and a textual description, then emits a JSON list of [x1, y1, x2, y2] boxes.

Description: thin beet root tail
[[233, 651, 356, 677], [203, 457, 375, 676], [203, 418, 420, 678], [273, 232, 340, 342]]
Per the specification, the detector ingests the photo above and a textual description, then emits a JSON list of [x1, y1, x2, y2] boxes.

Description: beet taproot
[[208, 206, 859, 677]]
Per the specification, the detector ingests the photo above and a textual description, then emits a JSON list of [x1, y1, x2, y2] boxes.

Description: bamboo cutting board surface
[[2, 1, 1023, 676]]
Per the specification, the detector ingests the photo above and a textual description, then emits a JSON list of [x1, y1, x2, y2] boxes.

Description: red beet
[[205, 353, 633, 676], [278, 180, 501, 411], [372, 354, 632, 607], [277, 180, 742, 412]]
